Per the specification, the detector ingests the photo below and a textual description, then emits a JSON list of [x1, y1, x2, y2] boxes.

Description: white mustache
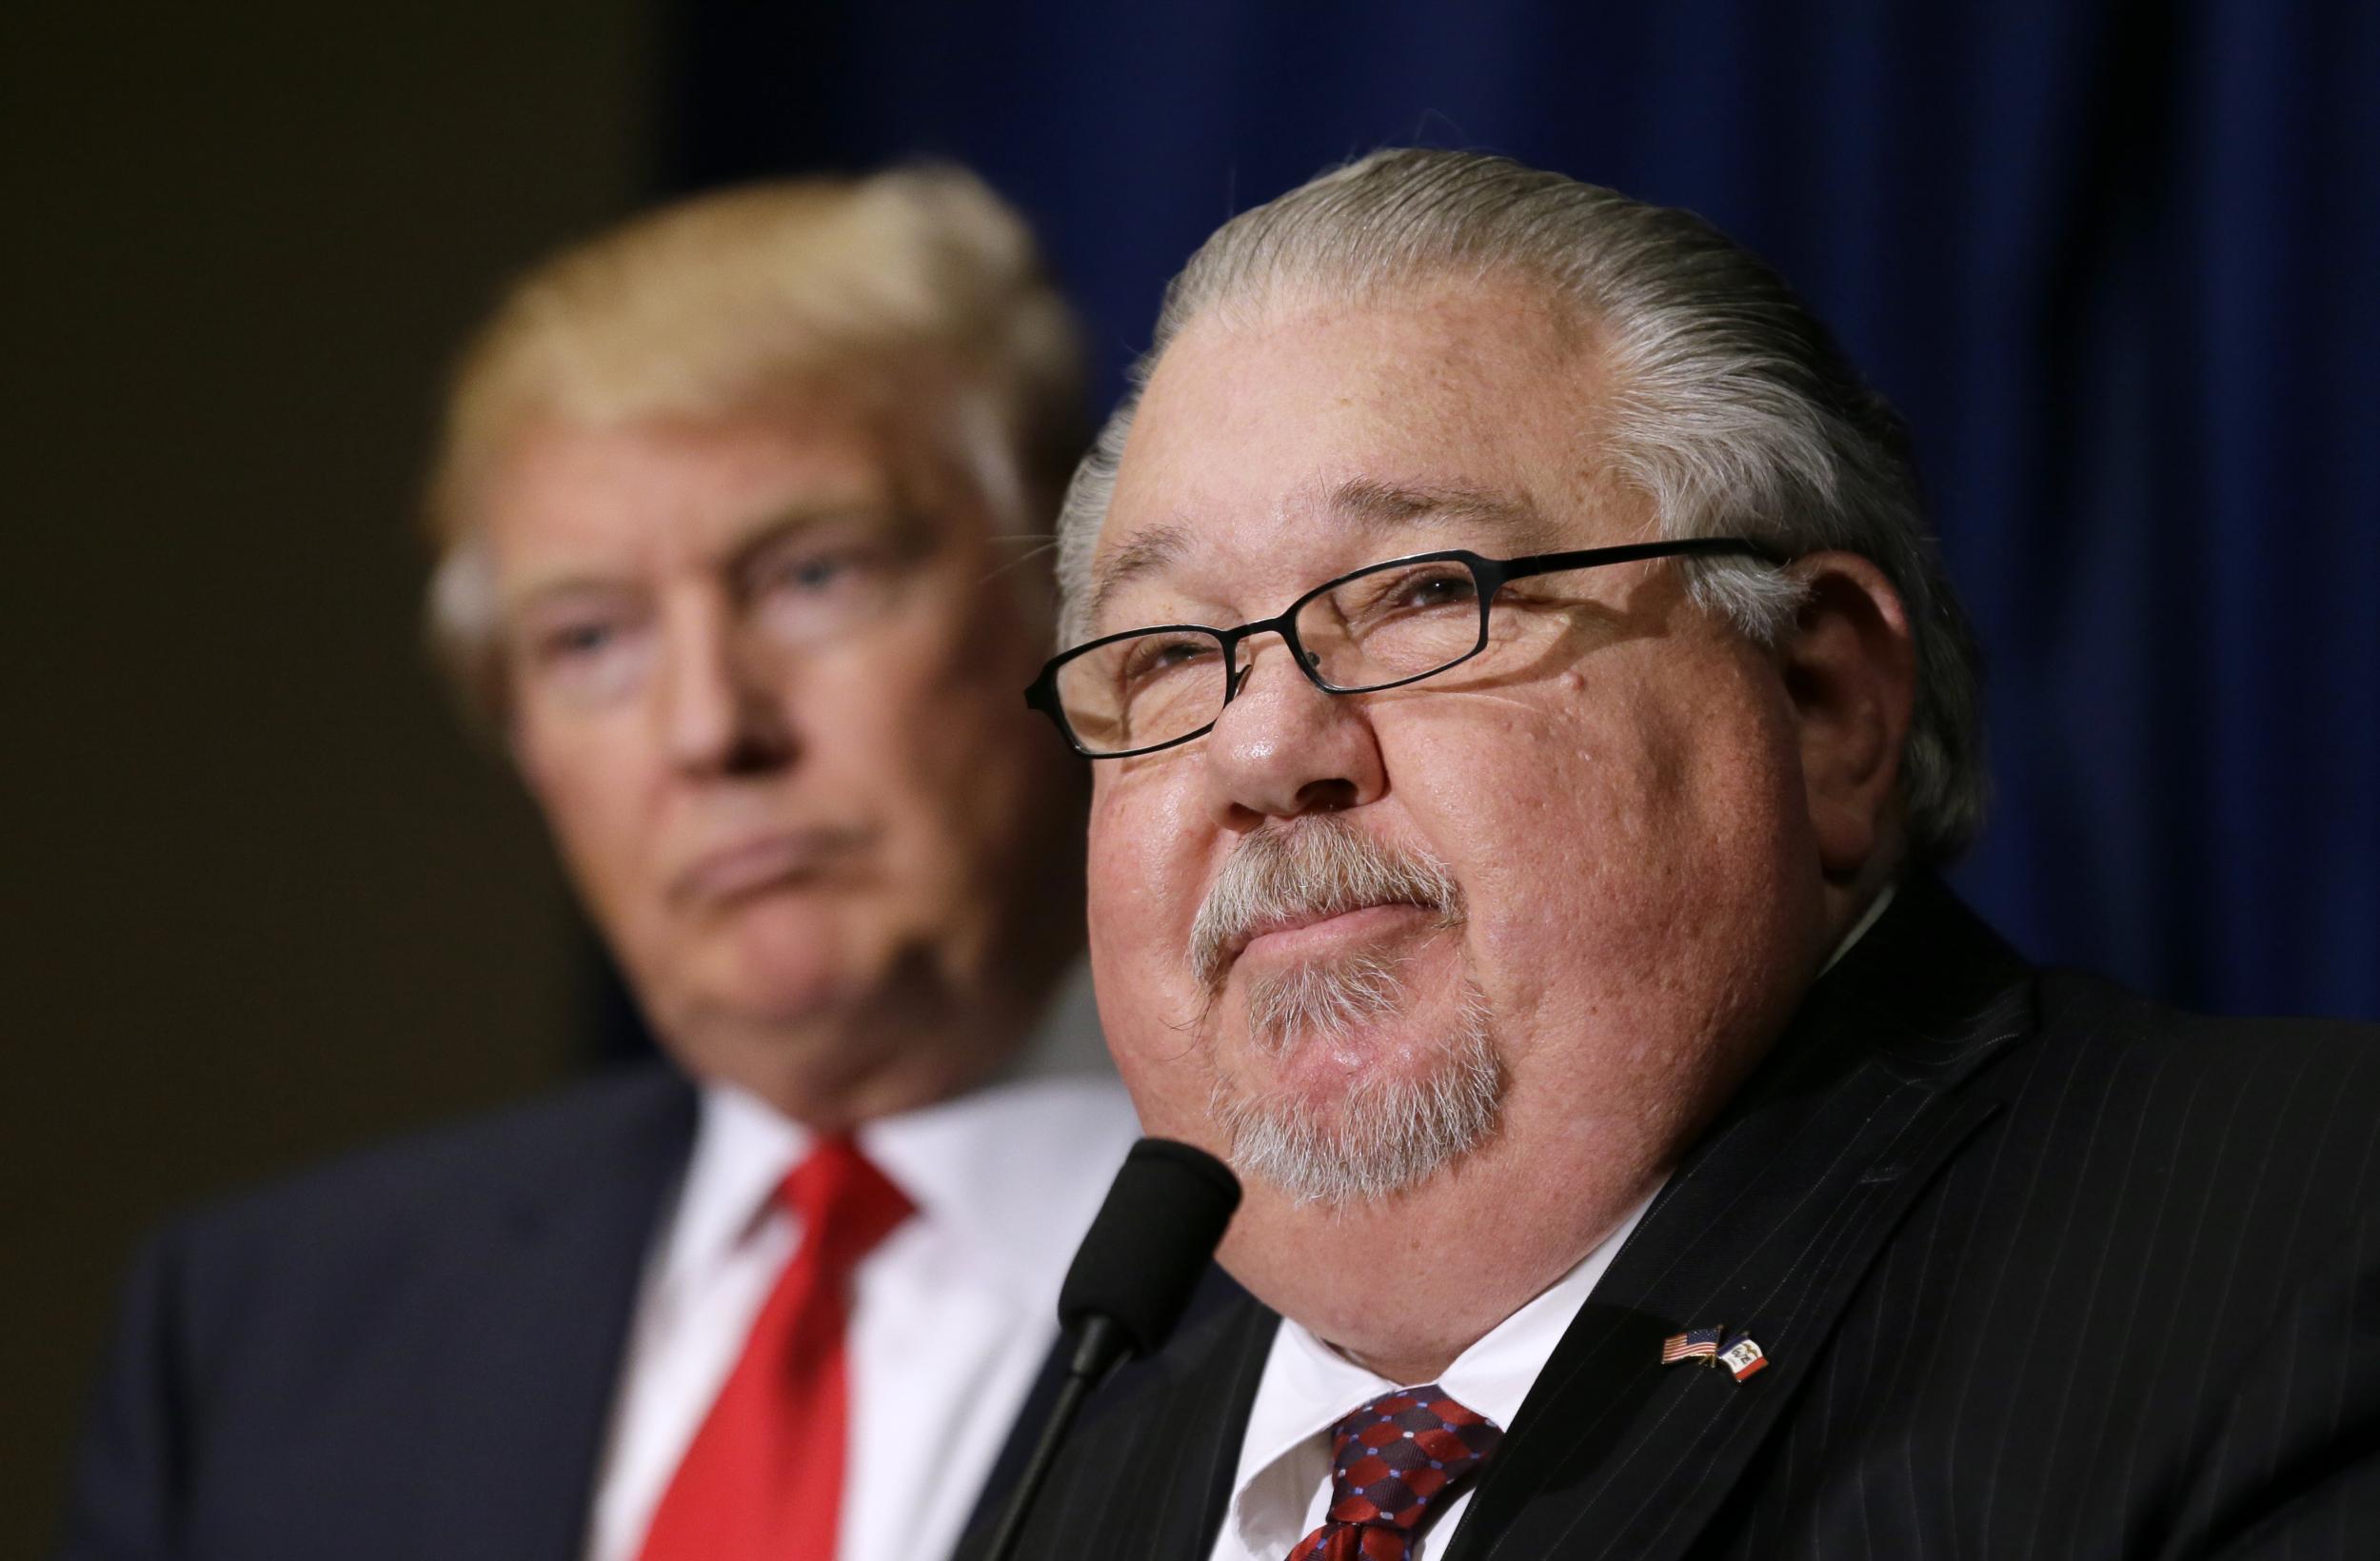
[[1187, 817, 1464, 990]]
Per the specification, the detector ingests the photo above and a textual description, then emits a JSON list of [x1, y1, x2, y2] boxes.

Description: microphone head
[[1058, 1137, 1241, 1359]]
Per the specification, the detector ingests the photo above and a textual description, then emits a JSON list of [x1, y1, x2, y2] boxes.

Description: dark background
[[9, 0, 2374, 1550]]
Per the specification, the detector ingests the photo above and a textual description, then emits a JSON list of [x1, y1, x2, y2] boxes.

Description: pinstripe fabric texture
[[996, 878, 2380, 1560]]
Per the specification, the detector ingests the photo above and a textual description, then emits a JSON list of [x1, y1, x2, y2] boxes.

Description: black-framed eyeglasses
[[1024, 536, 1786, 758]]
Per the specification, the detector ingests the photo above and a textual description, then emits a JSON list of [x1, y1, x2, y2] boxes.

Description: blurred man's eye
[[747, 539, 902, 644], [517, 612, 651, 705], [763, 547, 875, 596], [545, 621, 620, 657]]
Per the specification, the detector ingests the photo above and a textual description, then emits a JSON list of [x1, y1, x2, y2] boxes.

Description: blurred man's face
[[481, 387, 1081, 1112], [1080, 275, 1840, 1299]]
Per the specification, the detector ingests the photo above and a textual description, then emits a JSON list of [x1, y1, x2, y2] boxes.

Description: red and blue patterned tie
[[1283, 1386, 1505, 1560]]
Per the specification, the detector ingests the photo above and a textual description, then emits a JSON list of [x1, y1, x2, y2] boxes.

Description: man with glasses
[[1000, 149, 2380, 1557], [66, 169, 1141, 1561]]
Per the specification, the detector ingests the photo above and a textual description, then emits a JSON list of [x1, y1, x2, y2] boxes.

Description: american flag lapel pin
[[1661, 1325, 1724, 1366], [1717, 1334, 1770, 1382]]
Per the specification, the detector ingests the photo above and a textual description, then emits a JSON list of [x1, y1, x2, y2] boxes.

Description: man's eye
[[540, 621, 624, 661], [1338, 567, 1478, 627], [517, 613, 651, 705], [762, 547, 880, 597], [1121, 635, 1218, 685], [747, 542, 902, 645], [1389, 570, 1478, 610]]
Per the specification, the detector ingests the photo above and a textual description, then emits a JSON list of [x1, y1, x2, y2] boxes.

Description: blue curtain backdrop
[[660, 0, 2379, 1021]]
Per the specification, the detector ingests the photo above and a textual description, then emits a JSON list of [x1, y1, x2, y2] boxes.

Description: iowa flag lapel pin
[[1717, 1334, 1769, 1382]]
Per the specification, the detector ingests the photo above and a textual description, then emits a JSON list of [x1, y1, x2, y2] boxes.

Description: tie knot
[[779, 1136, 912, 1273], [1319, 1385, 1503, 1538]]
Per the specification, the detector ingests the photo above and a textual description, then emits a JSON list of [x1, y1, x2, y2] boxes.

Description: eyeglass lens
[[1056, 555, 1493, 754]]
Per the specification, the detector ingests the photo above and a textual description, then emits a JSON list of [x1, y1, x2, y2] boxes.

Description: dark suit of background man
[[1002, 148, 2380, 1558], [63, 167, 1141, 1561]]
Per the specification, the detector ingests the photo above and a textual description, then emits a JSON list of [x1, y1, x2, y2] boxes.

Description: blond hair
[[425, 165, 1086, 718]]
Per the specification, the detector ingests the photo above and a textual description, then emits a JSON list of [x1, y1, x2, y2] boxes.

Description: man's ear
[[1775, 551, 1916, 882]]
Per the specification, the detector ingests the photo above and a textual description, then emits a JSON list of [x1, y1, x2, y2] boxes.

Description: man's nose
[[657, 601, 796, 777], [1201, 638, 1386, 825]]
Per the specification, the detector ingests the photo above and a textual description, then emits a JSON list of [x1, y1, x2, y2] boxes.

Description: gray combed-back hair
[[1056, 148, 1985, 864]]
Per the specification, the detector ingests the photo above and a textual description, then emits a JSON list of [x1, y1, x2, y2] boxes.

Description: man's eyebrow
[[1324, 476, 1540, 531], [1082, 521, 1190, 634], [503, 574, 634, 624], [1081, 482, 1538, 635], [502, 503, 925, 621], [721, 501, 927, 575]]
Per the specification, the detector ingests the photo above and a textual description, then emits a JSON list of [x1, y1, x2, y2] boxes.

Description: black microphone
[[982, 1137, 1241, 1561]]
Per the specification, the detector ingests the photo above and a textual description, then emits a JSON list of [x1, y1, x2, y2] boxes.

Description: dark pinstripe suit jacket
[[1004, 879, 2380, 1559]]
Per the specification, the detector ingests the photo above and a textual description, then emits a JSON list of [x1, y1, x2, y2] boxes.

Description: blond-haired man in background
[[64, 168, 1139, 1561]]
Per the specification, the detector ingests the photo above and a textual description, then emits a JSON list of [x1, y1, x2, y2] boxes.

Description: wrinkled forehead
[[1084, 476, 1579, 633], [1081, 284, 1634, 634]]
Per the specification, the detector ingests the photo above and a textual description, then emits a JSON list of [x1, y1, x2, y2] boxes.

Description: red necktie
[[636, 1136, 914, 1561], [1283, 1386, 1504, 1561]]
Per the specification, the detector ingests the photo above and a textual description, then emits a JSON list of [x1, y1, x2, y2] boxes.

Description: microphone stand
[[977, 1137, 1239, 1560], [981, 1315, 1122, 1561]]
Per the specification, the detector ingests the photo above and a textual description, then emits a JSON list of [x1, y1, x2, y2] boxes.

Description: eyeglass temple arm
[[1493, 536, 1784, 584]]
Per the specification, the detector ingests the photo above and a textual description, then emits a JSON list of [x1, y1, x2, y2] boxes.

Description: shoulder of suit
[[157, 1061, 695, 1268], [2030, 968, 2380, 1089], [1987, 969, 2380, 1242]]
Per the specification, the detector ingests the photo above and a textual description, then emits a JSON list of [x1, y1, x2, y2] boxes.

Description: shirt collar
[[1225, 1188, 1656, 1555], [854, 970, 1130, 1302], [1824, 882, 1896, 976], [656, 959, 1129, 1304], [657, 1079, 809, 1299]]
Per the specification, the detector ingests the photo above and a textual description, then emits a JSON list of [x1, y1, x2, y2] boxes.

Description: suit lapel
[[1091, 1293, 1281, 1560], [415, 1075, 697, 1561], [1150, 1296, 1280, 1560], [1445, 878, 2034, 1561]]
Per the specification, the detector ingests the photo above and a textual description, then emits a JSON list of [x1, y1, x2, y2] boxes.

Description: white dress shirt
[[1204, 884, 1898, 1561], [584, 963, 1141, 1561], [1210, 1195, 1655, 1561]]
